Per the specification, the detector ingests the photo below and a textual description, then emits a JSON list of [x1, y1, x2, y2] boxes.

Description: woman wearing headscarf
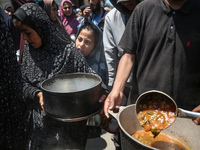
[[75, 22, 108, 135], [59, 0, 79, 36], [12, 3, 107, 150], [43, 0, 71, 41], [0, 7, 25, 149], [76, 21, 108, 86], [10, 0, 44, 65]]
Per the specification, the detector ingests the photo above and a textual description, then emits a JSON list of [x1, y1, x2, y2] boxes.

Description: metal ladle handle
[[178, 108, 200, 119]]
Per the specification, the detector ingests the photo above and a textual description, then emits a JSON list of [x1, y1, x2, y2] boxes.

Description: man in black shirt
[[104, 0, 200, 118]]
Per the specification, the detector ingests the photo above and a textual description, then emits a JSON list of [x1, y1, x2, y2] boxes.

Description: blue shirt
[[77, 13, 103, 30]]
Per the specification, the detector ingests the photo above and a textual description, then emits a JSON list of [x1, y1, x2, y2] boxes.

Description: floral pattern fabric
[[13, 3, 100, 150], [0, 8, 25, 149]]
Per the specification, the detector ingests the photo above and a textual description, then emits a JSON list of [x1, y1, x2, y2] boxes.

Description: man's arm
[[104, 53, 135, 118]]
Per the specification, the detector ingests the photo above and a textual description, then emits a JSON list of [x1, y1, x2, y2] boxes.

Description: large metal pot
[[109, 104, 200, 150], [41, 73, 103, 122]]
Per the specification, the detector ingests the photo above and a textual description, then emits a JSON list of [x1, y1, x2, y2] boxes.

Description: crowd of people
[[1, 0, 200, 149]]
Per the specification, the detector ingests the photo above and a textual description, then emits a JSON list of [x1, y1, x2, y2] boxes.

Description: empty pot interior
[[41, 73, 101, 93]]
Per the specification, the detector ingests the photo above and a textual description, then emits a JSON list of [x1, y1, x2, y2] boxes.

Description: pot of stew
[[41, 73, 103, 122], [135, 90, 200, 137], [109, 104, 200, 150]]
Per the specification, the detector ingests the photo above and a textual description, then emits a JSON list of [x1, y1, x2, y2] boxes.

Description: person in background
[[103, 0, 139, 102], [3, 2, 15, 16], [12, 3, 108, 149], [0, 7, 25, 149], [75, 21, 108, 138], [78, 0, 108, 32], [77, 4, 89, 23], [103, 0, 139, 148], [76, 21, 108, 86], [75, 8, 82, 19], [59, 0, 79, 38], [43, 0, 71, 41], [76, 8, 83, 22], [80, 4, 89, 15], [104, 0, 200, 122]]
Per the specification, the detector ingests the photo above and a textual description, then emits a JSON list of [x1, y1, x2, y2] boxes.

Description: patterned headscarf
[[11, 0, 44, 11], [12, 4, 103, 149], [12, 3, 94, 98], [59, 0, 79, 35], [0, 7, 24, 149], [12, 4, 108, 149]]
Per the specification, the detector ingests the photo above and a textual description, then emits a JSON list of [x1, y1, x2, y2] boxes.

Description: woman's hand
[[192, 105, 200, 125], [36, 92, 45, 113]]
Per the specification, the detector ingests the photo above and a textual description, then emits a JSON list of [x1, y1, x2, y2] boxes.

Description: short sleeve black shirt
[[119, 0, 200, 110]]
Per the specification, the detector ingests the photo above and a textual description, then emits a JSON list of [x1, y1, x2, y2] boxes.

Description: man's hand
[[83, 7, 91, 18], [103, 89, 124, 118], [192, 105, 200, 125]]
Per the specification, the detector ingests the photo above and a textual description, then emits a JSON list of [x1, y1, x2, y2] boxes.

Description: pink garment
[[59, 0, 79, 35]]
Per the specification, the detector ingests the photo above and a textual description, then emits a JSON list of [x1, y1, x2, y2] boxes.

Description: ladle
[[135, 90, 200, 136]]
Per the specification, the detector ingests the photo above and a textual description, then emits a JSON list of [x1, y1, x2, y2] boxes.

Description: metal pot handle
[[178, 108, 200, 119], [104, 106, 127, 134], [108, 106, 127, 121]]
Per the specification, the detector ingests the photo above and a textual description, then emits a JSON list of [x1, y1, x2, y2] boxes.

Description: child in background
[[76, 22, 108, 137], [76, 21, 108, 85]]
